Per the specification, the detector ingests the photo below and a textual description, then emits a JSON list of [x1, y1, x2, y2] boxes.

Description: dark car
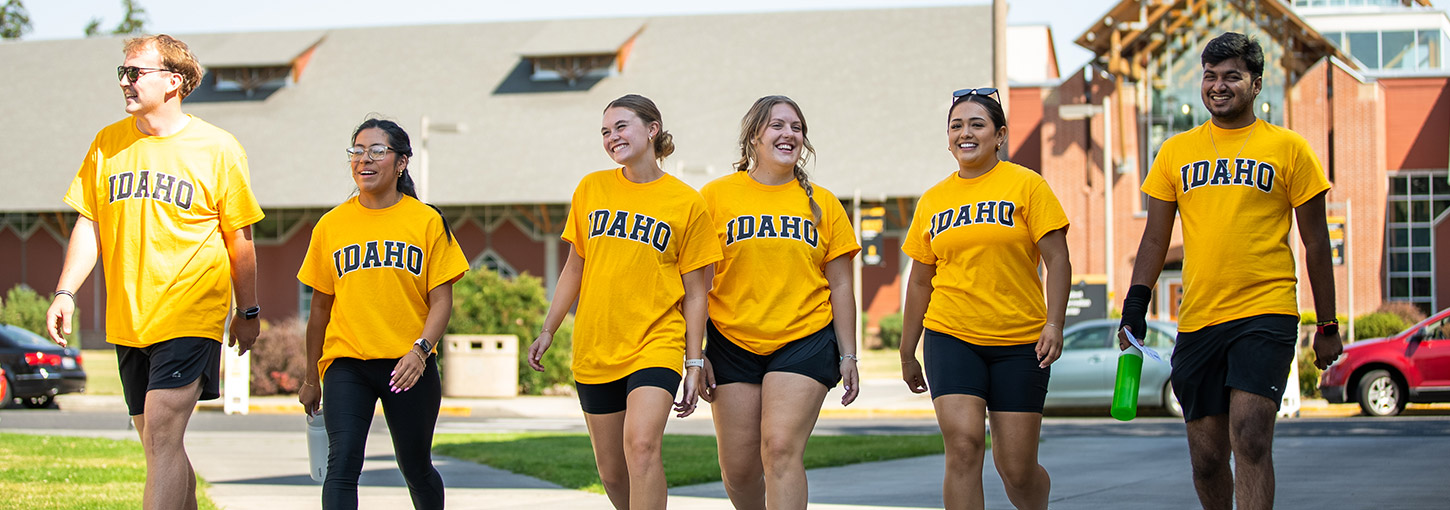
[[0, 324, 87, 408], [1045, 318, 1182, 417], [1319, 307, 1450, 416]]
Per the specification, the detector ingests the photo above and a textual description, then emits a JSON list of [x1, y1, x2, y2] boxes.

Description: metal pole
[[419, 115, 431, 203], [1104, 96, 1115, 301], [853, 188, 863, 355], [1347, 199, 1354, 342]]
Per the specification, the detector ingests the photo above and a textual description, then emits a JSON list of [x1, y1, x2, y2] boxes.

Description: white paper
[[1121, 327, 1169, 365]]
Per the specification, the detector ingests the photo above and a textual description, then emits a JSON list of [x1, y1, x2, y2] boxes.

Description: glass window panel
[[1416, 301, 1433, 317], [1411, 175, 1430, 195], [1412, 228, 1430, 246], [1391, 277, 1410, 297], [1348, 32, 1380, 68], [1063, 326, 1112, 350], [1391, 252, 1410, 272], [1413, 277, 1432, 297], [1383, 31, 1415, 70], [1433, 176, 1450, 195], [1412, 252, 1431, 272], [1392, 176, 1407, 195], [1392, 201, 1410, 222], [1435, 199, 1449, 218], [1418, 30, 1441, 69], [1443, 32, 1450, 68], [1392, 227, 1410, 247], [1412, 200, 1431, 222]]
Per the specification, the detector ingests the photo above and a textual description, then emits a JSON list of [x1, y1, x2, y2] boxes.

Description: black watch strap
[[239, 306, 261, 320]]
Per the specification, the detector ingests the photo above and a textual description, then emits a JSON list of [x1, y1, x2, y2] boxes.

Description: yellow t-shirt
[[1142, 119, 1330, 332], [562, 168, 723, 384], [63, 116, 264, 348], [297, 196, 469, 379], [701, 172, 860, 354], [902, 161, 1070, 346]]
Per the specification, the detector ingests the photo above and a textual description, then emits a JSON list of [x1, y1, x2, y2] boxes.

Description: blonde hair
[[605, 94, 675, 160], [734, 95, 820, 221], [123, 34, 203, 99]]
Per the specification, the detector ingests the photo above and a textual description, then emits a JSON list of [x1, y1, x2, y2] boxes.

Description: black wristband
[[1119, 284, 1152, 337], [54, 289, 76, 303], [1122, 285, 1151, 312]]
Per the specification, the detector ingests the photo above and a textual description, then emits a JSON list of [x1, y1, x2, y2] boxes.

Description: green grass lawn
[[80, 349, 124, 396], [434, 432, 948, 494], [0, 432, 218, 510]]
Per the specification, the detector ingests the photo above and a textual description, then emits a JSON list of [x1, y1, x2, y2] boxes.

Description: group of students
[[43, 30, 1343, 510], [308, 87, 1071, 510]]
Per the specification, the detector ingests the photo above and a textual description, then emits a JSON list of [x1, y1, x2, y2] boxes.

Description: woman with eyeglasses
[[296, 118, 468, 510], [898, 88, 1071, 510], [528, 94, 721, 510], [696, 95, 860, 510]]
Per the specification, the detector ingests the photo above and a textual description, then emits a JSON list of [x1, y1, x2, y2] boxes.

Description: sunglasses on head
[[952, 88, 1000, 104], [117, 65, 174, 83]]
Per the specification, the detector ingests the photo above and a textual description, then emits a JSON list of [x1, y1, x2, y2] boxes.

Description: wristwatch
[[1316, 319, 1339, 336], [414, 338, 433, 353], [238, 306, 261, 320]]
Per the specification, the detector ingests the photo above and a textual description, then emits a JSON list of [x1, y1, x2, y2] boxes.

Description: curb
[[194, 401, 475, 417]]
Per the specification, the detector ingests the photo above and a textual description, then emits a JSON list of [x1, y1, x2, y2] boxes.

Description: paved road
[[6, 407, 1450, 509]]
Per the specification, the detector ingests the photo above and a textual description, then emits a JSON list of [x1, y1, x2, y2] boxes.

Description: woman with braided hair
[[698, 95, 861, 510]]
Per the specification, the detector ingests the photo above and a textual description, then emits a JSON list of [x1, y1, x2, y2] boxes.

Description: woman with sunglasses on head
[[296, 118, 468, 510], [528, 94, 721, 510], [898, 88, 1071, 510], [696, 95, 860, 510]]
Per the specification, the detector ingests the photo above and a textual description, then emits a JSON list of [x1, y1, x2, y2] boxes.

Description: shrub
[[0, 284, 79, 345], [1299, 310, 1348, 326], [1353, 312, 1408, 341], [1376, 301, 1426, 328], [249, 316, 307, 396], [448, 269, 572, 395], [876, 313, 904, 350], [1297, 347, 1321, 398]]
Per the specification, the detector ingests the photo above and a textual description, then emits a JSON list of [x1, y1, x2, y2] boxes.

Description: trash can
[[441, 334, 518, 397]]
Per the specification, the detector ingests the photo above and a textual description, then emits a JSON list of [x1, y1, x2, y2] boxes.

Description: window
[[472, 250, 518, 279], [1386, 172, 1447, 315], [299, 284, 314, 321], [1329, 30, 1446, 71], [1063, 325, 1113, 351]]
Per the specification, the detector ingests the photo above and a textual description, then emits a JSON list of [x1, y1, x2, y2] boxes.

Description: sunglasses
[[952, 88, 1001, 104], [117, 65, 174, 83], [346, 145, 400, 162]]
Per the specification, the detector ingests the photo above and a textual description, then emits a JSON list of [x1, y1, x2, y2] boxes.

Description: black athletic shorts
[[116, 336, 222, 416], [705, 321, 842, 389], [575, 367, 682, 415], [923, 329, 1050, 413], [1171, 314, 1298, 421]]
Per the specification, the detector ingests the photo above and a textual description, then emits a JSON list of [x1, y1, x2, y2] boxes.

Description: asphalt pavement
[[4, 380, 1450, 509]]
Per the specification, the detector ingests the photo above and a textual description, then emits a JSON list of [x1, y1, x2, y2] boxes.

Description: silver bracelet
[[684, 358, 705, 368], [1045, 323, 1061, 329], [839, 353, 859, 363]]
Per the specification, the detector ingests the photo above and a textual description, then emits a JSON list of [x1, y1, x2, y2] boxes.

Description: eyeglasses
[[952, 87, 1001, 104], [346, 145, 399, 161], [117, 66, 174, 83]]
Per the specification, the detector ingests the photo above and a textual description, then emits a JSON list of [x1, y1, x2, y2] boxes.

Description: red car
[[1319, 307, 1450, 416]]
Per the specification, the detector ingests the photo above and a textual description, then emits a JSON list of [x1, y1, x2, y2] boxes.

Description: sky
[[20, 0, 1117, 73]]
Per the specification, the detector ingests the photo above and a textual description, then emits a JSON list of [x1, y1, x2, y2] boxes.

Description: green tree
[[85, 0, 148, 37], [447, 269, 573, 395], [0, 0, 32, 40], [0, 284, 79, 345]]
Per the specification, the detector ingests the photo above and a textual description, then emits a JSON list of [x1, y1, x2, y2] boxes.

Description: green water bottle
[[1111, 345, 1144, 421]]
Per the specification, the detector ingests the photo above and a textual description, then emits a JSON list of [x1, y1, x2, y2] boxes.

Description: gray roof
[[1, 5, 993, 212]]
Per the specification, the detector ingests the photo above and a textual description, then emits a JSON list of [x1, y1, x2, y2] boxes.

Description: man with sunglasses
[[1119, 32, 1340, 510], [46, 34, 263, 510]]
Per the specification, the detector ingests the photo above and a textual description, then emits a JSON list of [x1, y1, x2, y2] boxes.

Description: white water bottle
[[306, 410, 329, 482]]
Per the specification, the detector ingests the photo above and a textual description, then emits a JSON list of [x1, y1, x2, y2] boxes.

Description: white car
[[1045, 319, 1182, 417]]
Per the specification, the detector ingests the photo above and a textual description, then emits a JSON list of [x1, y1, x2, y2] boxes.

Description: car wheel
[[0, 374, 13, 409], [1163, 381, 1183, 418], [22, 394, 53, 409], [1357, 369, 1405, 417]]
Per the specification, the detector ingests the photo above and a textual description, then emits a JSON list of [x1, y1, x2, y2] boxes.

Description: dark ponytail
[[352, 118, 454, 243]]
